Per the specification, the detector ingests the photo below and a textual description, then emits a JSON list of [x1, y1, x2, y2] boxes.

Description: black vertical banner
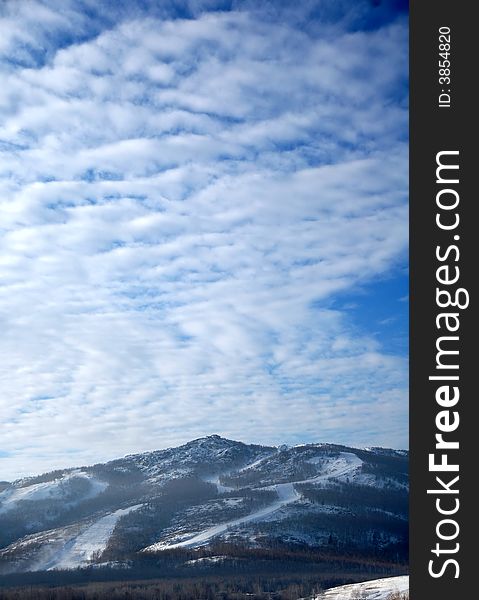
[[410, 1, 475, 598]]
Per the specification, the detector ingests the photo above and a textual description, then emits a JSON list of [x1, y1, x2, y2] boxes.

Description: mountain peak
[[189, 434, 235, 445], [0, 437, 409, 577]]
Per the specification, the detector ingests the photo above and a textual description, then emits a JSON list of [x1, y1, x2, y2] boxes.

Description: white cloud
[[0, 2, 408, 480]]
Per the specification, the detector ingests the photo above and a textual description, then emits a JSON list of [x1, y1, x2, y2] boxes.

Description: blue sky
[[0, 0, 408, 480]]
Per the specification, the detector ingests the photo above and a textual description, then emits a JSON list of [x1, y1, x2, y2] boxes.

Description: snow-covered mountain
[[0, 436, 408, 576]]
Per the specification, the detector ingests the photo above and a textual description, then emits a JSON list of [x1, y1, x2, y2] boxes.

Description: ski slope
[[0, 472, 107, 514], [146, 482, 299, 550], [36, 505, 142, 571], [146, 452, 362, 551]]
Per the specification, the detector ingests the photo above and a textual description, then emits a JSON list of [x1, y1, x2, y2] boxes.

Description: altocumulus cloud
[[0, 0, 408, 480]]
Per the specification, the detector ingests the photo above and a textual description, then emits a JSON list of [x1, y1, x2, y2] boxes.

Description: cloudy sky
[[0, 0, 408, 481]]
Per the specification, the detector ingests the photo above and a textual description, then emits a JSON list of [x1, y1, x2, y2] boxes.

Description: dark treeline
[[0, 568, 407, 600], [0, 541, 408, 593]]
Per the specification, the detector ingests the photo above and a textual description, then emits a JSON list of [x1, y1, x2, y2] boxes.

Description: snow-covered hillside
[[40, 505, 143, 571], [0, 471, 107, 515], [144, 452, 362, 552], [312, 575, 408, 599], [0, 436, 408, 575]]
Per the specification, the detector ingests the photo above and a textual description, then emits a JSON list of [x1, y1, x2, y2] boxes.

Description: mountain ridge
[[4, 435, 408, 487], [0, 436, 408, 577]]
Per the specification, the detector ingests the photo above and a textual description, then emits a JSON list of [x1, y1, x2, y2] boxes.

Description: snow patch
[[184, 555, 230, 566], [312, 575, 408, 600], [202, 474, 234, 494], [237, 454, 271, 473]]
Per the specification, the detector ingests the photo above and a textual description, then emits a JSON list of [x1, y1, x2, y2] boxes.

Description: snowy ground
[[184, 555, 230, 566], [0, 471, 107, 514], [311, 576, 408, 600], [202, 474, 235, 494], [145, 482, 300, 551], [145, 452, 362, 551], [280, 452, 362, 488], [33, 505, 143, 571], [237, 454, 271, 472]]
